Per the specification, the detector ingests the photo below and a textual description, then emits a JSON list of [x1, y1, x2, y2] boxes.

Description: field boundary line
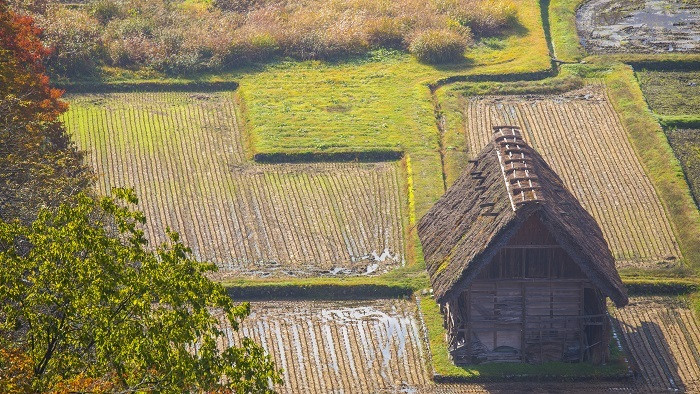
[[58, 80, 240, 94]]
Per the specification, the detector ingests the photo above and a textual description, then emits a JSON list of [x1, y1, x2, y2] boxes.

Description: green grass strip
[[657, 115, 700, 130], [588, 54, 700, 71], [548, 0, 585, 63], [623, 278, 700, 296], [222, 266, 430, 300]]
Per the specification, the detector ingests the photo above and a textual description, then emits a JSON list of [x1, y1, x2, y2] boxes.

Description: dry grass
[[21, 0, 520, 74]]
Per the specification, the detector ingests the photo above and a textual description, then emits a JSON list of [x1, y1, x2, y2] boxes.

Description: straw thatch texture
[[418, 127, 627, 306]]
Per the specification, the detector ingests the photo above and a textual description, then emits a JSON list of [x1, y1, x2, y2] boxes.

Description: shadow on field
[[612, 316, 684, 392]]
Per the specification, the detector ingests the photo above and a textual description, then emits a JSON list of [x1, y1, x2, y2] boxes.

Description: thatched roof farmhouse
[[418, 126, 628, 364]]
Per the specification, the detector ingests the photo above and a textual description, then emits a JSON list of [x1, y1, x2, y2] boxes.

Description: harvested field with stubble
[[611, 297, 700, 393], [62, 91, 406, 277], [213, 298, 700, 393], [219, 299, 432, 393], [464, 85, 681, 269]]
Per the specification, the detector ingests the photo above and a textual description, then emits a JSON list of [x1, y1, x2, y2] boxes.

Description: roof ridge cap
[[492, 126, 544, 210]]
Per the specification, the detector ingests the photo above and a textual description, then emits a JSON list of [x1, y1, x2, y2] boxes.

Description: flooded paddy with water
[[218, 299, 432, 393], [577, 0, 700, 54]]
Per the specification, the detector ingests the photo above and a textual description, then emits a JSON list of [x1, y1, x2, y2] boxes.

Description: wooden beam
[[521, 282, 526, 362]]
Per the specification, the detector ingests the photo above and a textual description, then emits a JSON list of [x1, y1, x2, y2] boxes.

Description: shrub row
[[14, 0, 520, 75]]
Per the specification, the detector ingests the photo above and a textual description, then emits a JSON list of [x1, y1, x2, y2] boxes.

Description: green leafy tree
[[0, 189, 281, 392]]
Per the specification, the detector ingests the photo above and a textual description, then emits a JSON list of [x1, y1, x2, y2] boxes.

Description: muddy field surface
[[637, 71, 700, 116], [218, 299, 433, 393], [214, 298, 700, 393], [465, 85, 681, 269], [577, 0, 700, 54], [611, 297, 700, 393], [62, 92, 406, 278]]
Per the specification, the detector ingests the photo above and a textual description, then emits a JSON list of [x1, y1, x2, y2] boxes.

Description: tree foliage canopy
[[0, 0, 90, 224], [0, 189, 281, 392]]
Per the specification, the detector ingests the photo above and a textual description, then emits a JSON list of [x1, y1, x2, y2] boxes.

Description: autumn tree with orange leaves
[[1, 5, 281, 393], [0, 0, 90, 225]]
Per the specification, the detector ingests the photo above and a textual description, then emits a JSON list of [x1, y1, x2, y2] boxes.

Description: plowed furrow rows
[[611, 297, 700, 392], [218, 300, 428, 393], [62, 92, 405, 277], [465, 85, 681, 268]]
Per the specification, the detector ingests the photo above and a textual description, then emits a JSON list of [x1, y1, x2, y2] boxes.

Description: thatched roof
[[418, 126, 628, 307]]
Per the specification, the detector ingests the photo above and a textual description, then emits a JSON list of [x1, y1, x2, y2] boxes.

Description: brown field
[[465, 85, 681, 269], [214, 298, 700, 393], [219, 299, 432, 393], [62, 92, 406, 277], [611, 297, 700, 393]]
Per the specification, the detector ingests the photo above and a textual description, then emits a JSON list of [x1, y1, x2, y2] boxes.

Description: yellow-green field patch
[[62, 92, 406, 277]]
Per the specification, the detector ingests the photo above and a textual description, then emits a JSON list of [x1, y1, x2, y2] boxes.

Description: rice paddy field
[[209, 297, 700, 393], [463, 85, 681, 269], [217, 299, 432, 393], [611, 297, 700, 393], [576, 0, 700, 54], [665, 129, 700, 209], [62, 91, 406, 277], [636, 70, 700, 117]]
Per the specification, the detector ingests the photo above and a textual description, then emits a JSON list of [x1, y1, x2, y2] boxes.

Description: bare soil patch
[[577, 0, 700, 54], [465, 85, 681, 270]]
